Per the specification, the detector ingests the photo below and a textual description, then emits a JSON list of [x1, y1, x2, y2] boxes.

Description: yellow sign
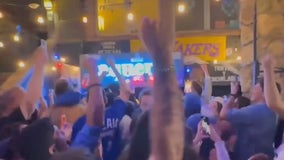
[[131, 36, 226, 62]]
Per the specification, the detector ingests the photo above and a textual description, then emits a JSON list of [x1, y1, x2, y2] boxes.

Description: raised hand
[[83, 57, 99, 73], [262, 54, 276, 70], [193, 121, 210, 144], [140, 17, 174, 66], [141, 18, 160, 56], [201, 64, 209, 76]]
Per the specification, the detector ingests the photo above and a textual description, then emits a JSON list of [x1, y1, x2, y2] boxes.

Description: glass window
[[176, 0, 204, 31], [210, 0, 239, 29]]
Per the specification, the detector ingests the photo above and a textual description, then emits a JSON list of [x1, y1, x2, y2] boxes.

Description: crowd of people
[[0, 15, 283, 160]]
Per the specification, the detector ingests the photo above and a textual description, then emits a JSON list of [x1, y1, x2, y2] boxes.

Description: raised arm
[[84, 58, 105, 127], [141, 1, 184, 159], [71, 58, 105, 151], [107, 58, 132, 102], [220, 82, 238, 119], [201, 64, 212, 104], [262, 55, 284, 117], [20, 46, 48, 119]]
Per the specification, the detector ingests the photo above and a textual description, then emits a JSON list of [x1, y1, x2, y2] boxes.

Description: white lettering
[[97, 63, 154, 77], [106, 118, 119, 128]]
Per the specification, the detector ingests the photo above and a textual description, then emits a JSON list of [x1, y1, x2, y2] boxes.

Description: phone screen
[[201, 117, 211, 135], [41, 39, 47, 50], [184, 80, 192, 93]]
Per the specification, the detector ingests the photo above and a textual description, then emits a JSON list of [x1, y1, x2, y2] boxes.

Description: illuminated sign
[[98, 63, 153, 77], [80, 53, 183, 88], [131, 36, 226, 62]]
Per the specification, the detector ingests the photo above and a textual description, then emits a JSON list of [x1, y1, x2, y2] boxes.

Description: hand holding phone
[[201, 117, 211, 135]]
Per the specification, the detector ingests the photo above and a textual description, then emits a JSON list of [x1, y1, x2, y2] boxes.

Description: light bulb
[[178, 3, 186, 13], [37, 16, 45, 24], [127, 12, 134, 21], [82, 16, 88, 23]]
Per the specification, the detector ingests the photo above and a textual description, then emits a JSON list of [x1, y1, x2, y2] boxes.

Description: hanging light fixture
[[177, 2, 186, 13], [28, 3, 40, 9]]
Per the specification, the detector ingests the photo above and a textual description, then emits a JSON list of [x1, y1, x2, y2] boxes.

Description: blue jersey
[[101, 98, 127, 160]]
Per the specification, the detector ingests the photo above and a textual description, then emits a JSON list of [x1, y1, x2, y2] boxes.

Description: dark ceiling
[[0, 0, 45, 72], [0, 0, 44, 33]]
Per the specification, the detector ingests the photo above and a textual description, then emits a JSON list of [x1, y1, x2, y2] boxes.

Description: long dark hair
[[122, 111, 200, 160]]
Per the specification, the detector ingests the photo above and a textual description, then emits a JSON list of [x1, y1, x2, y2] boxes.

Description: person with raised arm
[[140, 0, 184, 159], [0, 45, 48, 131], [220, 78, 278, 160], [72, 57, 105, 152], [107, 58, 132, 102], [262, 55, 284, 116], [200, 64, 212, 104], [262, 55, 284, 160]]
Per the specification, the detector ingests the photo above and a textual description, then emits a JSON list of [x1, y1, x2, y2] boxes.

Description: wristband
[[88, 83, 102, 90]]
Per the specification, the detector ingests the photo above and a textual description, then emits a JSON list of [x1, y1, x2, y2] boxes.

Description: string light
[[37, 16, 45, 24], [213, 59, 218, 64], [18, 61, 25, 68], [82, 16, 88, 23], [13, 34, 20, 42], [127, 12, 134, 21], [0, 42, 4, 48], [178, 2, 186, 13]]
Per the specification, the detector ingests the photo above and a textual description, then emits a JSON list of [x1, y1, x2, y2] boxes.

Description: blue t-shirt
[[54, 91, 82, 107], [227, 103, 277, 160], [72, 125, 102, 152], [101, 98, 128, 160], [184, 93, 201, 118]]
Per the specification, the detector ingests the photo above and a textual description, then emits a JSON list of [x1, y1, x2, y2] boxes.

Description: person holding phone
[[193, 121, 230, 160]]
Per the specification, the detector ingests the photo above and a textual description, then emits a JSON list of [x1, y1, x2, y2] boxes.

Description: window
[[210, 0, 239, 29], [176, 0, 204, 31]]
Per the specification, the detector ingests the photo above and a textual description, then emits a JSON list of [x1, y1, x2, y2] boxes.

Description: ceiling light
[[82, 16, 88, 23], [127, 12, 134, 21], [18, 61, 25, 68], [13, 34, 20, 42], [178, 3, 186, 13], [0, 42, 4, 48], [44, 1, 53, 10], [28, 3, 40, 9], [37, 16, 45, 24]]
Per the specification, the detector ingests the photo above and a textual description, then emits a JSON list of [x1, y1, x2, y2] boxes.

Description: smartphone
[[41, 39, 47, 50], [184, 80, 192, 94], [201, 117, 211, 135]]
